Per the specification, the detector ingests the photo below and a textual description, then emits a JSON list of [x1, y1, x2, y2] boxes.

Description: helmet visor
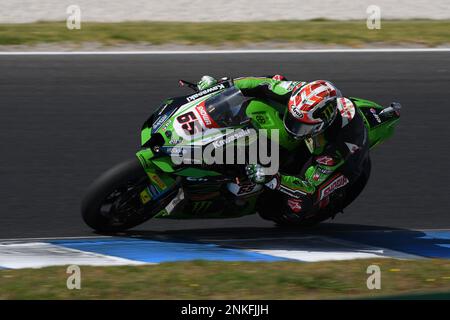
[[283, 112, 324, 140]]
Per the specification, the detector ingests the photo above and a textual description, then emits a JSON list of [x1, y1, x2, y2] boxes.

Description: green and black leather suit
[[234, 76, 370, 221]]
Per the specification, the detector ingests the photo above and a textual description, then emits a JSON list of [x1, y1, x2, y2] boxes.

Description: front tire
[[81, 158, 161, 233]]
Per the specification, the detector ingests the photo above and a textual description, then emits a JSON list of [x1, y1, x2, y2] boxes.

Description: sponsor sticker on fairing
[[195, 104, 218, 128], [152, 114, 168, 132], [212, 128, 252, 148], [186, 84, 226, 102], [318, 174, 349, 200], [370, 108, 382, 123]]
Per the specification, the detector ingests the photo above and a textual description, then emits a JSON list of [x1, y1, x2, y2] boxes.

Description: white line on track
[[0, 242, 148, 268], [207, 235, 423, 260], [0, 235, 113, 242], [0, 48, 450, 55]]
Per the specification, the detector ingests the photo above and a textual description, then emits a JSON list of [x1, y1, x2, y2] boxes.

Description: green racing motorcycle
[[81, 79, 400, 232]]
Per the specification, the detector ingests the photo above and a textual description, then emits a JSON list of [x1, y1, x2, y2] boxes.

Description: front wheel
[[81, 158, 171, 233]]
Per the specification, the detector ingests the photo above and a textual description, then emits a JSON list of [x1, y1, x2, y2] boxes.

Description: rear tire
[[81, 158, 159, 233], [297, 158, 371, 227], [261, 158, 372, 228]]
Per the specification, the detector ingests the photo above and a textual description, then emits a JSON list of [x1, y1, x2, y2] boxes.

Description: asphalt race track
[[1, 51, 449, 239]]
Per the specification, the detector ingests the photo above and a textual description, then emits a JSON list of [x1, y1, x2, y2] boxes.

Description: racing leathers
[[233, 76, 370, 223]]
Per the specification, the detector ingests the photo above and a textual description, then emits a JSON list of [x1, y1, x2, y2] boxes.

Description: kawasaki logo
[[212, 128, 252, 148], [187, 84, 226, 102]]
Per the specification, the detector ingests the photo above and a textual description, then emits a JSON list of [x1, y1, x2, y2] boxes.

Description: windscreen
[[204, 87, 249, 127]]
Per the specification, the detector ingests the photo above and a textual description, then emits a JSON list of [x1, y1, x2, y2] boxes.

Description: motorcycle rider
[[196, 75, 371, 225]]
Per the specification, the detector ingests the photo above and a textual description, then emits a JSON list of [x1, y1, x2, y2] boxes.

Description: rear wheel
[[81, 158, 171, 233]]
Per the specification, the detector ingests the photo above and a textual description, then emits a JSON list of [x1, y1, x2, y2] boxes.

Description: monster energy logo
[[191, 201, 212, 214], [321, 103, 335, 122]]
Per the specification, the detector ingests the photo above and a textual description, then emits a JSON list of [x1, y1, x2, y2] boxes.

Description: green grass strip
[[0, 20, 449, 47], [1, 258, 450, 299]]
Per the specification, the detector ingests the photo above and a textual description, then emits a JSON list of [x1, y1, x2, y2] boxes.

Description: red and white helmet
[[284, 80, 341, 139]]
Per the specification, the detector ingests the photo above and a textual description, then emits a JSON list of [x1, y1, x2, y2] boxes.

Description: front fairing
[[138, 82, 248, 176], [142, 81, 233, 146], [141, 82, 256, 158]]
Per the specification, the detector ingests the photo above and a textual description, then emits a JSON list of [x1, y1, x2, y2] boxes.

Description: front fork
[[135, 148, 178, 205]]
